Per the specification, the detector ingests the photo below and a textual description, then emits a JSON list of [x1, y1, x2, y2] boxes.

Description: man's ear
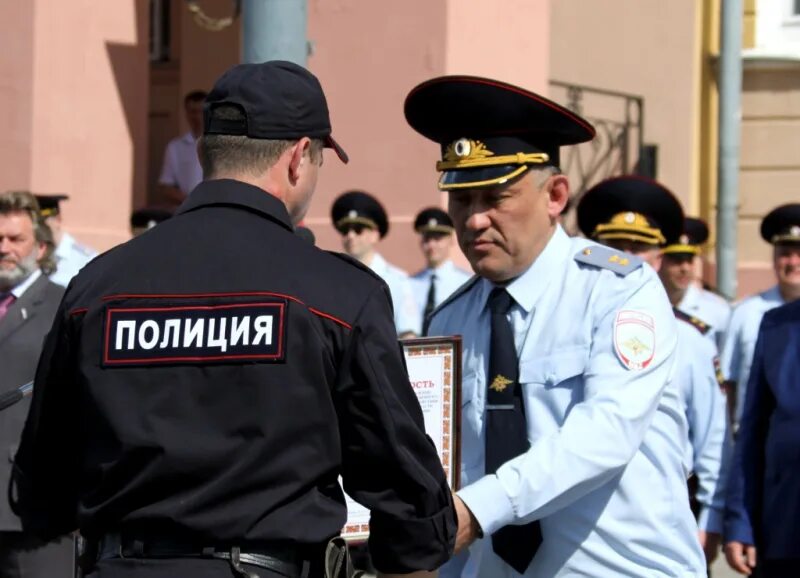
[[548, 173, 570, 218], [288, 137, 311, 184]]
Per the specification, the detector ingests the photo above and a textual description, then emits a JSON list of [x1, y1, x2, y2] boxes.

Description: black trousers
[[0, 532, 74, 578], [85, 557, 304, 578]]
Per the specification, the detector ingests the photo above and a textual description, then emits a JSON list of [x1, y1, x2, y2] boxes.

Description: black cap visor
[[439, 164, 530, 190], [324, 135, 348, 164]]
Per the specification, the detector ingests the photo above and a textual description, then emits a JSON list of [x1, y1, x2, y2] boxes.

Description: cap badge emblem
[[489, 374, 513, 393], [624, 212, 636, 224], [348, 210, 358, 219], [791, 225, 800, 237], [444, 138, 494, 163], [680, 234, 689, 244], [428, 218, 437, 227]]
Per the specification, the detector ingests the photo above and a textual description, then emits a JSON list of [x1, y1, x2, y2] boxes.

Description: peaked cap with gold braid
[[404, 76, 595, 190], [662, 217, 709, 256], [34, 194, 69, 218], [760, 203, 800, 245], [576, 176, 684, 246], [331, 190, 389, 238]]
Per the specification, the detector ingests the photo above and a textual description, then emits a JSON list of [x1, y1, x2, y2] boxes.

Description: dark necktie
[[425, 273, 437, 318], [485, 287, 542, 573], [422, 273, 437, 335], [0, 292, 16, 323]]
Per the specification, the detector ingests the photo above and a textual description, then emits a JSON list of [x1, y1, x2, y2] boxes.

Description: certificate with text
[[341, 336, 462, 542]]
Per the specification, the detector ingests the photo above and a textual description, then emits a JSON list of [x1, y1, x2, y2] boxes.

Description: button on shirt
[[675, 320, 729, 534], [158, 131, 204, 196], [49, 233, 97, 288], [429, 226, 705, 578], [411, 260, 471, 335], [369, 253, 420, 335], [679, 283, 731, 349], [719, 285, 785, 424]]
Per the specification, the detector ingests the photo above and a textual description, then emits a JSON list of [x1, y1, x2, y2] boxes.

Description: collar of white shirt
[[10, 268, 42, 299], [477, 225, 571, 314]]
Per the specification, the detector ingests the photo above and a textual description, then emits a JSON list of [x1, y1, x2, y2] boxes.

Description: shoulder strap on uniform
[[673, 307, 711, 335], [573, 245, 643, 276], [325, 251, 386, 284]]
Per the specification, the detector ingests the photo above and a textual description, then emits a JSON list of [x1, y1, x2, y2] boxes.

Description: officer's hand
[[698, 530, 721, 563], [453, 494, 481, 554], [724, 541, 757, 575]]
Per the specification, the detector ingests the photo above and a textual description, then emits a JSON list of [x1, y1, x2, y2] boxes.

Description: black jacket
[[11, 180, 455, 573]]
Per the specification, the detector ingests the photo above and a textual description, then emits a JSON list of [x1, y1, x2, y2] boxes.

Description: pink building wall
[[0, 0, 149, 252]]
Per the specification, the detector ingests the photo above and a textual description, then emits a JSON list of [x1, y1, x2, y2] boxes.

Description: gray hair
[[0, 190, 56, 275], [197, 105, 324, 178]]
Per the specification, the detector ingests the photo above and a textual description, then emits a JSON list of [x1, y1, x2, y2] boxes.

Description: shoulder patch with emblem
[[574, 245, 643, 276], [613, 310, 656, 370], [673, 307, 710, 335]]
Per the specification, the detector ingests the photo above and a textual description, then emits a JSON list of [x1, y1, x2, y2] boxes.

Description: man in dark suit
[[0, 191, 72, 578], [724, 297, 800, 578]]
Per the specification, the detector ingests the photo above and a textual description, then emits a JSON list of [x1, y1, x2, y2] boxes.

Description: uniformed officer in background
[[577, 176, 729, 565], [719, 203, 800, 430], [34, 194, 97, 287], [11, 60, 454, 578], [405, 75, 705, 577], [660, 217, 731, 349], [331, 191, 420, 337], [410, 208, 470, 336]]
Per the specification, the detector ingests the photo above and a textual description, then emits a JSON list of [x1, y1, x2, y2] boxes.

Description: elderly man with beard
[[0, 191, 70, 578]]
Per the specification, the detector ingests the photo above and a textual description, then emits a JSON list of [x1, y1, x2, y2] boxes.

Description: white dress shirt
[[719, 285, 785, 424], [49, 232, 97, 287], [158, 131, 203, 195], [369, 253, 420, 336]]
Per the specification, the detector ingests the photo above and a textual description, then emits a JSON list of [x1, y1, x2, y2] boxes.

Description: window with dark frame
[[149, 0, 171, 63]]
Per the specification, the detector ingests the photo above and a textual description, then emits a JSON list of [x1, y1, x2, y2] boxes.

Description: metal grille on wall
[[549, 81, 647, 233]]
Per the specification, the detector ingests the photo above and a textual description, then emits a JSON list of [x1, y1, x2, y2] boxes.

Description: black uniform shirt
[[12, 180, 455, 573]]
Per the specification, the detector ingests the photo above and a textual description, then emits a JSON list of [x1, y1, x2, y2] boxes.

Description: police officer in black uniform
[[10, 61, 455, 578]]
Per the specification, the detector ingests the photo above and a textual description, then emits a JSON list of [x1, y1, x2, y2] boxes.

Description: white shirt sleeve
[[158, 140, 178, 186]]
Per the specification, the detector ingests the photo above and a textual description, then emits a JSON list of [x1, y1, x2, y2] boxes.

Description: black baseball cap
[[204, 60, 348, 163]]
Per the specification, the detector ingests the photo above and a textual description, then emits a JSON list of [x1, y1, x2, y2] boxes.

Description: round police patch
[[613, 310, 656, 371]]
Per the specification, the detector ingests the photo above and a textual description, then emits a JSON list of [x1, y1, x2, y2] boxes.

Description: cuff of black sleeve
[[368, 504, 457, 573]]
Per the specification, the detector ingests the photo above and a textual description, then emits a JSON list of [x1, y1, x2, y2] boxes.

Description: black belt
[[90, 533, 312, 578]]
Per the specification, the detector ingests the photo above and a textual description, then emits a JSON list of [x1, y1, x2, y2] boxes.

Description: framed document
[[341, 335, 463, 542]]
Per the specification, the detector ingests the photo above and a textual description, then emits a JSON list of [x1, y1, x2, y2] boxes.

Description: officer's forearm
[[378, 570, 439, 578]]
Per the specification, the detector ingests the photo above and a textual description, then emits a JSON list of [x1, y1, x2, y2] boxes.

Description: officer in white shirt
[[720, 203, 800, 427], [411, 207, 471, 335], [331, 190, 420, 337], [659, 217, 731, 348], [577, 176, 729, 566], [35, 194, 97, 287], [158, 90, 207, 206], [406, 75, 705, 577]]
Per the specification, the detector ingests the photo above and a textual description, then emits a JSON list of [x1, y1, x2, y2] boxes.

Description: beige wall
[[304, 0, 550, 272], [737, 65, 800, 295], [0, 0, 149, 252], [550, 0, 700, 209]]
